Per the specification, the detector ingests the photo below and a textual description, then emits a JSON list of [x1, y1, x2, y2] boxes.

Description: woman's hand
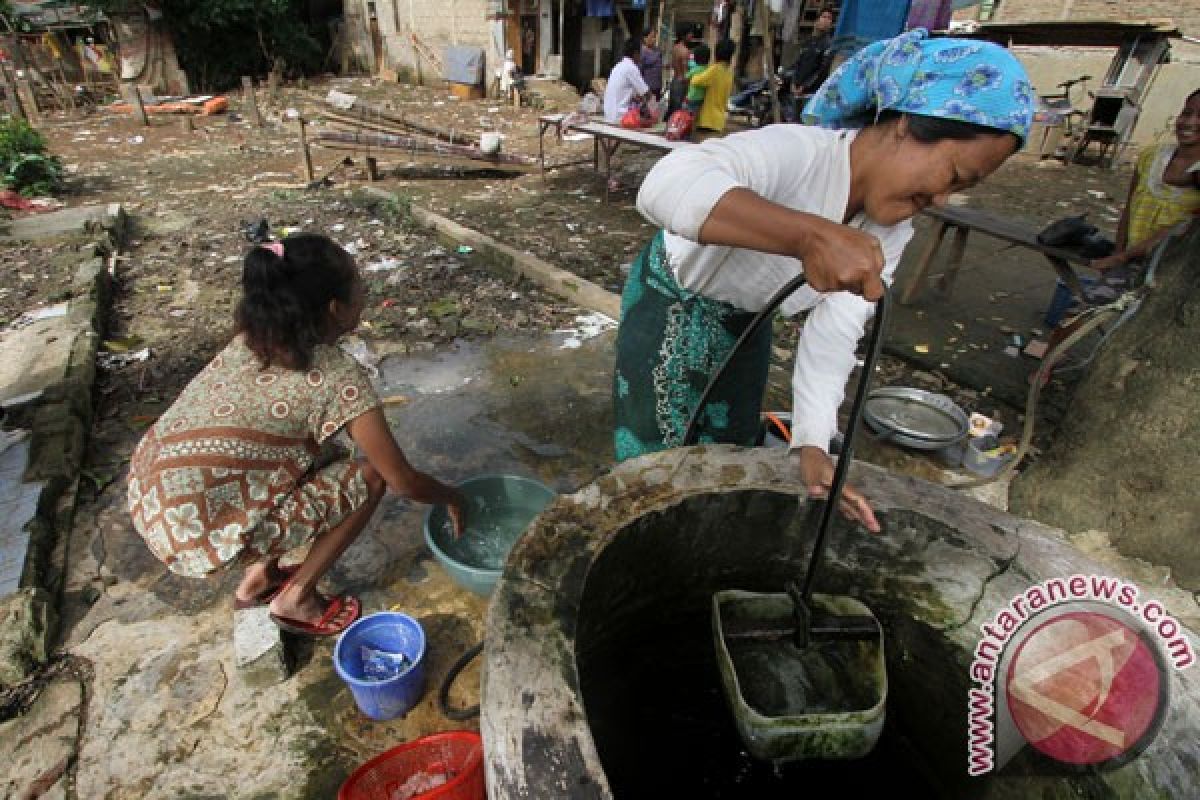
[[445, 488, 468, 538], [797, 217, 887, 301], [795, 446, 881, 533], [695, 190, 886, 300]]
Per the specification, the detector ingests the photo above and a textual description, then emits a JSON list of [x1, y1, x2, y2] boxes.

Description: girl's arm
[[346, 408, 465, 533]]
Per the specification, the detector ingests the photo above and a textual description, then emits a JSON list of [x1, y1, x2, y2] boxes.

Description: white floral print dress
[[127, 335, 380, 577]]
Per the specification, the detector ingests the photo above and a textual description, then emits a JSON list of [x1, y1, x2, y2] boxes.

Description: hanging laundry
[[586, 0, 616, 17], [905, 0, 953, 32]]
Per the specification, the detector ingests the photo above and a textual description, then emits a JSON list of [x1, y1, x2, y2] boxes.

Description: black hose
[[437, 641, 483, 720], [682, 273, 810, 447], [680, 276, 890, 606]]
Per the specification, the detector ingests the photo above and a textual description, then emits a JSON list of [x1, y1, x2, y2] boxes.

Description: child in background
[[684, 43, 711, 114], [127, 233, 465, 637], [691, 39, 736, 134]]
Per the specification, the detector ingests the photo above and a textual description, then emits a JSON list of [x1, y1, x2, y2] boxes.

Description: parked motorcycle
[[727, 67, 801, 127]]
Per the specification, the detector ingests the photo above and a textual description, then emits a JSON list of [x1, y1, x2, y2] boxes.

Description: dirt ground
[[13, 71, 1136, 574], [0, 74, 1146, 794]]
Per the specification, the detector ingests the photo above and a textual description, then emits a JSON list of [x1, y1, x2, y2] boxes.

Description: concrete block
[[0, 676, 82, 799], [233, 606, 292, 688], [0, 587, 56, 688]]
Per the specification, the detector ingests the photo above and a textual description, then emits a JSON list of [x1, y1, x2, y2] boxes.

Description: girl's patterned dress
[[127, 335, 380, 577]]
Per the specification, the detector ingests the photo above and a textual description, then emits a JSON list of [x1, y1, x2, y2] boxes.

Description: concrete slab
[[232, 606, 292, 687], [0, 311, 77, 406], [0, 434, 40, 596], [1, 203, 122, 243]]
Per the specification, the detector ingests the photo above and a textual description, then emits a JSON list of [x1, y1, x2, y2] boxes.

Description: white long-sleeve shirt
[[603, 57, 649, 124], [635, 124, 914, 452]]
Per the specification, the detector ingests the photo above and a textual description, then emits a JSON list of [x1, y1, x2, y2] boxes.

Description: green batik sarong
[[613, 231, 772, 462]]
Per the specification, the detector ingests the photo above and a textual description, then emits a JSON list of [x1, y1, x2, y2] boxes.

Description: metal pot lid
[[862, 387, 969, 444]]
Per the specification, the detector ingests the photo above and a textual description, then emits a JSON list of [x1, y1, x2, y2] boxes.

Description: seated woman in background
[[1085, 89, 1200, 297]]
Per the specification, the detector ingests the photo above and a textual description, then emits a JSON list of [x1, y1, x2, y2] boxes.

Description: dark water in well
[[580, 613, 941, 799]]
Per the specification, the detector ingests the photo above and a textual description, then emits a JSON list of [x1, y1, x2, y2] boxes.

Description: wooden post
[[123, 83, 148, 126], [0, 65, 26, 119], [180, 115, 195, 133], [267, 63, 283, 102], [757, 0, 780, 125], [16, 77, 40, 124], [297, 117, 315, 182], [365, 156, 380, 181], [242, 76, 264, 127]]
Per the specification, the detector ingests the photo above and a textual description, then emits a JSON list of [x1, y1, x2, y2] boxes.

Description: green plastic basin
[[423, 475, 557, 597]]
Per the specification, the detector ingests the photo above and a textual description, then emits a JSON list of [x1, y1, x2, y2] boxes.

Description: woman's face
[[863, 120, 1017, 226], [1176, 94, 1200, 147]]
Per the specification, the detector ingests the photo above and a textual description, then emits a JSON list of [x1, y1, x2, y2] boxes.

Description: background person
[[604, 38, 650, 124]]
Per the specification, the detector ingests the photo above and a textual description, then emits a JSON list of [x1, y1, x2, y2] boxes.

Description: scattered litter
[[340, 335, 379, 377], [456, 245, 474, 255], [331, 223, 346, 232], [98, 347, 151, 369], [969, 413, 1003, 438], [360, 645, 413, 681], [1003, 346, 1020, 358], [7, 302, 69, 330], [555, 312, 617, 349], [914, 344, 930, 354], [0, 190, 64, 212], [487, 106, 500, 113], [103, 335, 146, 352], [365, 257, 404, 272], [128, 135, 145, 144], [326, 89, 357, 110], [1086, 190, 1107, 199], [1024, 339, 1048, 359], [390, 770, 449, 799]]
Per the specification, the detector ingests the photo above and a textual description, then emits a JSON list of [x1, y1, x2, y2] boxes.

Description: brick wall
[[994, 0, 1200, 38], [374, 0, 498, 84]]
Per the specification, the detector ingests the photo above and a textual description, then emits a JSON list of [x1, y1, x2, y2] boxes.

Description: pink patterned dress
[[127, 335, 381, 577]]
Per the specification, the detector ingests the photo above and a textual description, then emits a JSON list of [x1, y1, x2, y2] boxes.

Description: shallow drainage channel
[[373, 327, 616, 494]]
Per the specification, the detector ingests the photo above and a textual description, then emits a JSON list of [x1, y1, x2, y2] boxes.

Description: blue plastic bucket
[[333, 612, 427, 721]]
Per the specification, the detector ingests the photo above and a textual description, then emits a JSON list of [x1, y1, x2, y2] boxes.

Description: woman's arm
[[346, 408, 464, 532], [699, 189, 886, 299], [637, 129, 887, 299]]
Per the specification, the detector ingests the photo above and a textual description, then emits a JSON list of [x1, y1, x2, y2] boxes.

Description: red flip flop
[[233, 564, 300, 611], [270, 594, 362, 637]]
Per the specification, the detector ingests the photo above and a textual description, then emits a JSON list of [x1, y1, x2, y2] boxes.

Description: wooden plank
[[922, 206, 1090, 265]]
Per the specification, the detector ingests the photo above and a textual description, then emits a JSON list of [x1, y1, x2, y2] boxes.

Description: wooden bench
[[901, 205, 1091, 305], [538, 113, 688, 201]]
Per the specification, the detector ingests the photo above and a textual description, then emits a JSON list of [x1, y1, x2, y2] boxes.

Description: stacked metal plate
[[862, 387, 970, 451]]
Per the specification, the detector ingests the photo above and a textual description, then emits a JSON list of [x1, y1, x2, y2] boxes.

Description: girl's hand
[[796, 218, 886, 301], [445, 489, 468, 539], [795, 446, 881, 534]]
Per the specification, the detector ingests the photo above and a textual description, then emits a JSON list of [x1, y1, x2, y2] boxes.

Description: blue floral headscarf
[[803, 29, 1034, 142]]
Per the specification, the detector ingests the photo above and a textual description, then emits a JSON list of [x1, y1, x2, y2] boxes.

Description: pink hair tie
[[262, 241, 284, 258]]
